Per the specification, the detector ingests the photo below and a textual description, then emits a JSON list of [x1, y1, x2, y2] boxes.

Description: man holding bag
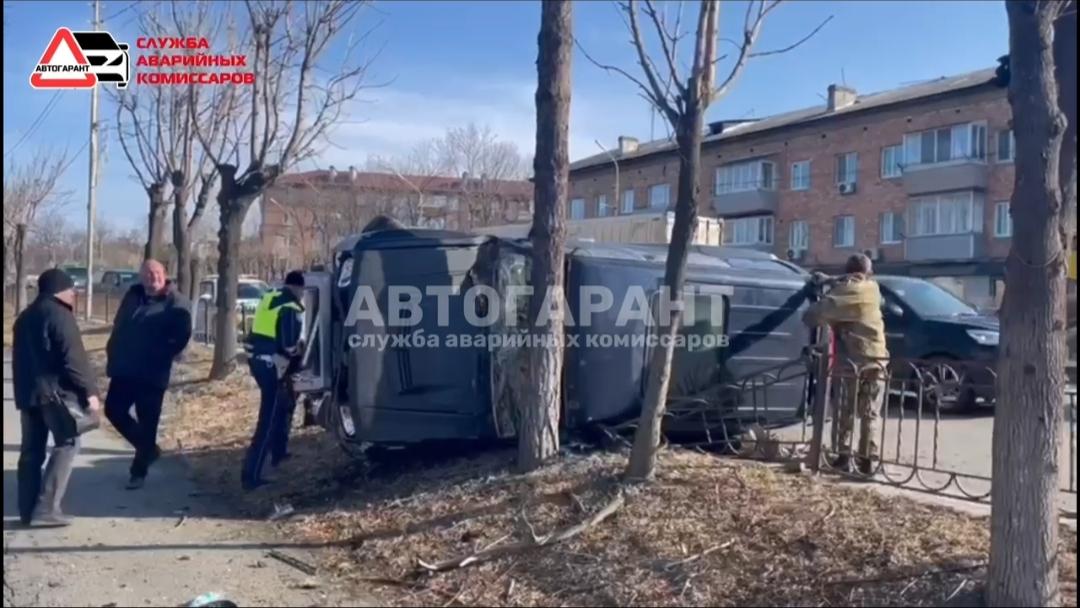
[[12, 268, 102, 527]]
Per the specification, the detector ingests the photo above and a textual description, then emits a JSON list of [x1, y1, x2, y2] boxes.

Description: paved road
[[776, 391, 1078, 512], [2, 354, 371, 607]]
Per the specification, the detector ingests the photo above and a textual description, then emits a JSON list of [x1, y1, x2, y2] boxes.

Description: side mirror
[[886, 303, 904, 317]]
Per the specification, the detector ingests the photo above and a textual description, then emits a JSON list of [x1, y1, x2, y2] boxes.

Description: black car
[[876, 275, 999, 412]]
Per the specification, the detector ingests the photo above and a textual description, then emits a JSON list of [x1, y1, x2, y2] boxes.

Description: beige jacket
[[803, 274, 889, 362]]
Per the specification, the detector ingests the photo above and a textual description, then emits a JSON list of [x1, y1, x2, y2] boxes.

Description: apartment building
[[260, 166, 533, 266], [567, 67, 1040, 309]]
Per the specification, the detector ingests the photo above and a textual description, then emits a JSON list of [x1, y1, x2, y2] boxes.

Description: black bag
[[40, 391, 100, 443]]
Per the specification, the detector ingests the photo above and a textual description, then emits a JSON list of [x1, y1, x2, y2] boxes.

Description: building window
[[789, 220, 809, 252], [907, 191, 985, 237], [621, 189, 635, 213], [997, 129, 1014, 163], [570, 198, 586, 220], [833, 215, 856, 248], [649, 183, 670, 209], [881, 144, 904, 178], [903, 122, 987, 166], [790, 160, 811, 191], [995, 201, 1013, 237], [724, 215, 774, 246], [597, 194, 612, 217], [880, 211, 904, 244], [836, 152, 858, 185], [715, 159, 776, 194]]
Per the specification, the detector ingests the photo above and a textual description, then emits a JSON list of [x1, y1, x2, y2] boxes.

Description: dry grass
[[154, 354, 1078, 607]]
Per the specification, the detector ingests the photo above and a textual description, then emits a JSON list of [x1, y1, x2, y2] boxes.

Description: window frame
[[881, 144, 904, 179], [833, 215, 856, 248], [903, 122, 988, 167], [649, 183, 670, 209], [836, 152, 858, 185], [570, 197, 586, 220], [723, 215, 775, 246], [880, 211, 903, 244], [715, 159, 777, 195], [597, 194, 612, 217], [790, 160, 811, 191], [789, 219, 810, 252], [621, 189, 635, 214], [906, 191, 985, 237], [994, 200, 1013, 238], [997, 129, 1015, 164]]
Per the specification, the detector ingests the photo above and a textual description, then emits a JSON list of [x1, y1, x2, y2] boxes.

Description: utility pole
[[84, 0, 101, 322], [594, 139, 619, 216]]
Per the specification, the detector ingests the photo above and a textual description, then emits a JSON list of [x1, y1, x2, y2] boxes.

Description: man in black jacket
[[13, 268, 101, 527], [105, 259, 192, 489]]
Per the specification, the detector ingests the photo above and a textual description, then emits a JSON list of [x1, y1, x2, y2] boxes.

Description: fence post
[[807, 325, 832, 474], [204, 302, 211, 345]]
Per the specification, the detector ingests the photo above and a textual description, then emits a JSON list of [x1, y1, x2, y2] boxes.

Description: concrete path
[[2, 353, 373, 607]]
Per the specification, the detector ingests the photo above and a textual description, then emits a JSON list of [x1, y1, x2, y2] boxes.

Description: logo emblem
[[30, 27, 130, 90]]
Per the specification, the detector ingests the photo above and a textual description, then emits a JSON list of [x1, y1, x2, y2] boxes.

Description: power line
[[103, 0, 138, 24], [5, 91, 62, 157]]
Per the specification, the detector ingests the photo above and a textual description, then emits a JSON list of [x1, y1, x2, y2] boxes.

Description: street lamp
[[595, 139, 619, 216]]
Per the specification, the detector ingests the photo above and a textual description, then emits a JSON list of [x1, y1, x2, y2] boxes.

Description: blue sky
[[3, 0, 1009, 231]]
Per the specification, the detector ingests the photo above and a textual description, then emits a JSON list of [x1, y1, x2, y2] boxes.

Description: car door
[[879, 286, 912, 361]]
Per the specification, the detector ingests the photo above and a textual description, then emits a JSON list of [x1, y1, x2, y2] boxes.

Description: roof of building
[[571, 67, 1001, 172], [275, 169, 533, 199]]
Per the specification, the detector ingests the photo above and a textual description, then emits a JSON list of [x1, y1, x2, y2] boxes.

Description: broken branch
[[416, 491, 626, 574]]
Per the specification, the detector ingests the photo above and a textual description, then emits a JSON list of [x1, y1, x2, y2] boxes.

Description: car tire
[[920, 357, 981, 415]]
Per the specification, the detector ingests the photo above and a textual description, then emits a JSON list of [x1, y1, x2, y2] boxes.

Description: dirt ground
[[157, 353, 1077, 607]]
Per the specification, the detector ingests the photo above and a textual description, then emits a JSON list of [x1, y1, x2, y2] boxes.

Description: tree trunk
[[209, 198, 249, 380], [172, 185, 192, 299], [1054, 3, 1076, 242], [625, 105, 703, 481], [518, 0, 572, 473], [145, 182, 168, 262], [989, 3, 1068, 606], [14, 223, 27, 313]]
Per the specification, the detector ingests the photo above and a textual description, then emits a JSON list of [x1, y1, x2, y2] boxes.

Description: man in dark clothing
[[12, 268, 101, 527], [104, 259, 192, 489], [241, 270, 306, 490]]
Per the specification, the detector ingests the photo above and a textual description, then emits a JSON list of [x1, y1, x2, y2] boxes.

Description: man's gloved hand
[[810, 271, 831, 285]]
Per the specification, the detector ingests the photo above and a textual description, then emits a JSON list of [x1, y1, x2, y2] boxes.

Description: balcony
[[905, 233, 984, 262], [902, 160, 988, 196], [712, 188, 779, 216]]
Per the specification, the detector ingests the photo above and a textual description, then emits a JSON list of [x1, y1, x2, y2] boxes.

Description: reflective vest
[[250, 290, 303, 340]]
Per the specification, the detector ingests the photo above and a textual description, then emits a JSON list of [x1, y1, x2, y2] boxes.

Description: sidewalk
[[2, 353, 373, 607]]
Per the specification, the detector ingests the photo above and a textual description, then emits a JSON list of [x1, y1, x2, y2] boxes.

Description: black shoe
[[302, 413, 317, 428], [126, 475, 146, 490], [271, 453, 293, 468], [242, 478, 272, 492], [856, 457, 876, 476], [829, 455, 852, 472]]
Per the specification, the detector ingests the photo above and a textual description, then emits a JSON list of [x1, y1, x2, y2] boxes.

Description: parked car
[[876, 275, 999, 412], [98, 269, 139, 296], [192, 275, 271, 342], [58, 265, 91, 291]]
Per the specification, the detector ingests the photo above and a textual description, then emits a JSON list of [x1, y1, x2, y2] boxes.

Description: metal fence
[[623, 344, 1077, 515], [193, 301, 254, 346]]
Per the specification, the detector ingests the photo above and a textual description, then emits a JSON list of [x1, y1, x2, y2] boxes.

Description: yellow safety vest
[[250, 290, 303, 339], [1069, 249, 1077, 281]]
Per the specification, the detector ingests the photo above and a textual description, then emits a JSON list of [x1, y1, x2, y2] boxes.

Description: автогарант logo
[[30, 27, 130, 90]]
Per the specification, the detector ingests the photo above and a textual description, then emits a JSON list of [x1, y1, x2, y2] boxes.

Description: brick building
[[260, 166, 533, 267], [567, 67, 1041, 310]]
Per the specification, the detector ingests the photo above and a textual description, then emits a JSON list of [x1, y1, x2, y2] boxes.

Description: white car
[[72, 31, 129, 89]]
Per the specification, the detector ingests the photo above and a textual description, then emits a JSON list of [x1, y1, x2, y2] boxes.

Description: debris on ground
[[158, 353, 1078, 607]]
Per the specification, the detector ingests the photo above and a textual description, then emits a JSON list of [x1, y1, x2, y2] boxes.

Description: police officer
[[241, 271, 306, 490]]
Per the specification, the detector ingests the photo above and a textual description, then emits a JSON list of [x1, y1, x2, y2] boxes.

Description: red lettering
[[136, 72, 148, 84], [137, 55, 149, 66], [136, 37, 150, 49], [232, 55, 247, 68], [243, 72, 256, 85]]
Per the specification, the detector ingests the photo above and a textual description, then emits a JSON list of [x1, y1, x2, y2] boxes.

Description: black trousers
[[241, 357, 297, 489], [105, 378, 166, 478], [18, 408, 79, 523]]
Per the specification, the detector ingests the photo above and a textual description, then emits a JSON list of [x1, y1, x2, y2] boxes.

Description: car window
[[879, 278, 976, 317], [237, 283, 267, 300]]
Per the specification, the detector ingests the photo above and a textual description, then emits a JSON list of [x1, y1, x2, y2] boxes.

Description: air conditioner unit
[[839, 182, 857, 195], [864, 248, 882, 261]]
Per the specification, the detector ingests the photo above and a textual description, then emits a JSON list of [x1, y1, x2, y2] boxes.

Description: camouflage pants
[[833, 367, 885, 460]]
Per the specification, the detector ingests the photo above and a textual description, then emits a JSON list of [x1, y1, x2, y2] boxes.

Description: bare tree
[[580, 0, 829, 480], [368, 140, 450, 226], [989, 2, 1075, 606], [519, 0, 573, 472], [191, 0, 377, 379], [3, 150, 72, 312], [112, 1, 237, 296]]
